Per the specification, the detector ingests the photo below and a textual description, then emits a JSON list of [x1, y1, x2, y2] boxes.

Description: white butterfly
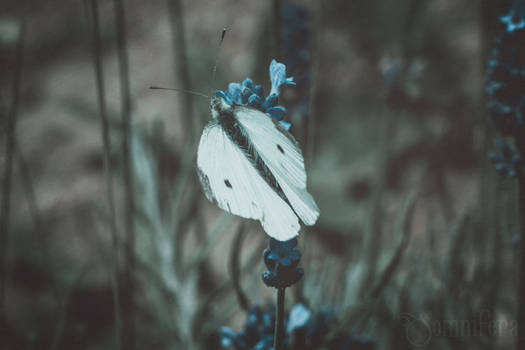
[[197, 96, 319, 241]]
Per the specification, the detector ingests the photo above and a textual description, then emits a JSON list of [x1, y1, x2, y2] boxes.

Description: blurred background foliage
[[0, 0, 522, 349]]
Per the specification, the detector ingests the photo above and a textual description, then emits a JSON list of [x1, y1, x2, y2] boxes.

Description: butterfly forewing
[[197, 121, 300, 240], [234, 107, 320, 226]]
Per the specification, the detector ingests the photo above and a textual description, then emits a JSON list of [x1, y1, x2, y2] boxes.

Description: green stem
[[273, 287, 285, 350]]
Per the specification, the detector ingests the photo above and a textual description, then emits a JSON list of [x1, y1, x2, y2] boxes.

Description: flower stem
[[516, 127, 525, 350], [274, 287, 285, 350], [517, 173, 525, 350]]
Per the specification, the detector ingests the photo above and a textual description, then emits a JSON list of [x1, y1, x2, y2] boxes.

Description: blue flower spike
[[489, 138, 523, 177], [486, 0, 525, 135], [215, 59, 295, 130]]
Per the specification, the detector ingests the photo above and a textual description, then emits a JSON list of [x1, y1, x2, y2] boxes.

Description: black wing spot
[[277, 144, 284, 154], [224, 179, 232, 188]]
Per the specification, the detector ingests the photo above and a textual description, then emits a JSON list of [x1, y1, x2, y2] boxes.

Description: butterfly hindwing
[[234, 106, 320, 226], [197, 120, 300, 240]]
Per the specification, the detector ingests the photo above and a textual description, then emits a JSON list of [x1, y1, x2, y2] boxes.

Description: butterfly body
[[197, 97, 319, 241]]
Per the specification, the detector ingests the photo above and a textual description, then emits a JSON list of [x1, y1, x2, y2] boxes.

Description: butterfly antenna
[[149, 86, 209, 99], [211, 28, 228, 95]]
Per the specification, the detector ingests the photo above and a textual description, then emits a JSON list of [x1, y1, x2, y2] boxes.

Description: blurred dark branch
[[229, 223, 250, 311], [49, 265, 89, 350], [112, 0, 135, 347], [14, 141, 62, 306], [516, 107, 525, 350], [305, 0, 323, 165], [368, 193, 415, 299], [443, 213, 470, 317], [186, 213, 231, 272], [0, 11, 25, 323], [333, 193, 415, 341], [212, 29, 227, 89], [166, 138, 198, 276], [359, 105, 396, 296], [398, 0, 425, 58], [420, 126, 454, 221], [86, 0, 123, 349], [193, 236, 265, 340]]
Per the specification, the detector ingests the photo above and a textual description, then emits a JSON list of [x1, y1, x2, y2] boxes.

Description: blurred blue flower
[[215, 60, 295, 130], [220, 306, 276, 350], [286, 303, 312, 333], [500, 0, 525, 32], [221, 327, 240, 348], [219, 303, 376, 350], [489, 138, 523, 177]]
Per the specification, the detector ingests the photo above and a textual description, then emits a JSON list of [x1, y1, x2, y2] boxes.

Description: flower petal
[[242, 77, 254, 90], [266, 106, 286, 121], [248, 94, 263, 109], [215, 90, 232, 106], [228, 82, 243, 104], [263, 94, 278, 109], [254, 85, 264, 98], [270, 59, 296, 96]]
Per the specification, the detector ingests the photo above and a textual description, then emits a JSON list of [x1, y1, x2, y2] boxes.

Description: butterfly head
[[210, 96, 232, 119]]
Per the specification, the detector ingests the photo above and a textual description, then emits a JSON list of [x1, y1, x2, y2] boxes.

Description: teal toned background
[[0, 0, 519, 349]]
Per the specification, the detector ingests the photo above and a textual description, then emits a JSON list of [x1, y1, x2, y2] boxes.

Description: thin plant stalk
[[273, 287, 285, 350], [230, 223, 250, 311], [86, 0, 122, 349], [112, 0, 135, 346], [15, 141, 61, 306], [272, 0, 281, 60], [512, 51, 525, 350], [512, 28, 525, 350], [296, 0, 323, 305], [305, 0, 323, 165], [166, 0, 203, 278], [517, 171, 525, 349], [49, 266, 88, 350], [167, 0, 195, 139], [359, 105, 395, 296], [0, 12, 25, 322]]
